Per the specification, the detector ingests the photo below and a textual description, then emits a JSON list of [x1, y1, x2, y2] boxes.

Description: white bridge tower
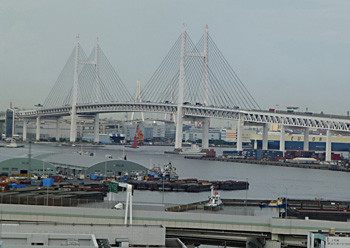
[[70, 37, 101, 143], [174, 24, 211, 152], [131, 80, 144, 122]]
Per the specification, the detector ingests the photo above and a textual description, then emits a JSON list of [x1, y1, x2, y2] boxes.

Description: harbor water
[[1, 143, 349, 207]]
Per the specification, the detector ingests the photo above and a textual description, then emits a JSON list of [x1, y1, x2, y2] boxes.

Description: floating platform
[[60, 143, 105, 148], [185, 156, 350, 173], [164, 150, 206, 155], [128, 179, 249, 193], [166, 198, 350, 214]]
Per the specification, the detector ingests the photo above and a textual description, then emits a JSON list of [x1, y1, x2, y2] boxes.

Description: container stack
[[43, 178, 54, 187], [243, 149, 257, 160]]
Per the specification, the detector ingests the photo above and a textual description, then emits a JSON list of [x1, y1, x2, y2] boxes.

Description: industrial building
[[0, 158, 56, 176], [0, 151, 148, 178], [85, 160, 148, 177]]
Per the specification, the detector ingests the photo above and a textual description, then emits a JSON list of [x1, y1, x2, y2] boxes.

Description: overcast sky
[[1, 0, 350, 115]]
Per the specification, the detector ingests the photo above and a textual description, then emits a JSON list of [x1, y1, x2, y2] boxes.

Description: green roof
[[86, 159, 147, 176], [0, 158, 56, 175]]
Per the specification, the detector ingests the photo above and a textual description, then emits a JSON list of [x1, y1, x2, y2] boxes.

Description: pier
[[185, 156, 350, 172]]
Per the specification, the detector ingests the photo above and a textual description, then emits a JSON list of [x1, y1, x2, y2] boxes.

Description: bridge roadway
[[2, 102, 350, 160], [1, 204, 350, 247], [3, 102, 350, 132]]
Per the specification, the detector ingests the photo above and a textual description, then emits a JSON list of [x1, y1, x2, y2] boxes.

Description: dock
[[166, 198, 350, 212], [185, 156, 350, 172]]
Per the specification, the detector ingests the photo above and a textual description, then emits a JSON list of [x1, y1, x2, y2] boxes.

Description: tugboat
[[162, 162, 178, 180], [203, 186, 223, 211]]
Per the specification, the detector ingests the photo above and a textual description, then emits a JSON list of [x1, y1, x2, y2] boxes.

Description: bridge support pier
[[304, 127, 309, 151], [55, 118, 60, 142], [36, 116, 41, 141], [94, 114, 100, 143], [253, 139, 257, 149], [201, 118, 210, 151], [262, 124, 269, 150], [326, 129, 332, 162], [279, 125, 285, 153], [236, 115, 243, 151], [174, 107, 183, 151], [22, 120, 27, 142]]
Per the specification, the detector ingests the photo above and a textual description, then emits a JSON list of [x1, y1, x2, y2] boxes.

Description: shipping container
[[43, 178, 54, 187]]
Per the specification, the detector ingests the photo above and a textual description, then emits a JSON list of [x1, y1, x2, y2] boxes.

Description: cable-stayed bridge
[[1, 25, 350, 161]]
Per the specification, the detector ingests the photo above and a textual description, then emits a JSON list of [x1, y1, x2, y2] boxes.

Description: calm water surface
[[2, 143, 349, 206]]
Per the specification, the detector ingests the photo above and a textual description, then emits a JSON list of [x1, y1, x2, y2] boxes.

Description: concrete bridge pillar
[[55, 118, 60, 142], [22, 120, 27, 142], [94, 114, 100, 143], [174, 108, 183, 151], [236, 115, 243, 151], [202, 118, 210, 151], [262, 124, 269, 150], [304, 127, 309, 151], [325, 129, 332, 162], [279, 125, 285, 153], [36, 116, 41, 141]]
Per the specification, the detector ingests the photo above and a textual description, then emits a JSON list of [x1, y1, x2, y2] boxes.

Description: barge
[[128, 179, 249, 193]]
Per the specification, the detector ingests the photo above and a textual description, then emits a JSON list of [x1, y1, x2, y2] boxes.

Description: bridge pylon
[[174, 24, 211, 152], [174, 24, 187, 151], [69, 37, 103, 143], [69, 35, 80, 143], [131, 80, 144, 122]]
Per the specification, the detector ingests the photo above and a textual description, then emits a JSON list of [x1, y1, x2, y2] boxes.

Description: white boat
[[203, 185, 223, 211], [6, 139, 24, 148], [179, 144, 206, 155], [162, 162, 178, 180]]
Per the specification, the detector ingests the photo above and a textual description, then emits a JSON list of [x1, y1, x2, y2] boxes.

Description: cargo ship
[[249, 132, 350, 151]]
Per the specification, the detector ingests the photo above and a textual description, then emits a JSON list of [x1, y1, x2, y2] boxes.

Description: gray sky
[[1, 0, 350, 114]]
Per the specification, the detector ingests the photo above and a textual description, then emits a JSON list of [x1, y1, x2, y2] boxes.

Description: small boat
[[203, 186, 223, 211], [6, 139, 24, 148], [259, 198, 286, 208], [148, 162, 179, 180], [162, 162, 178, 180], [179, 144, 206, 155]]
